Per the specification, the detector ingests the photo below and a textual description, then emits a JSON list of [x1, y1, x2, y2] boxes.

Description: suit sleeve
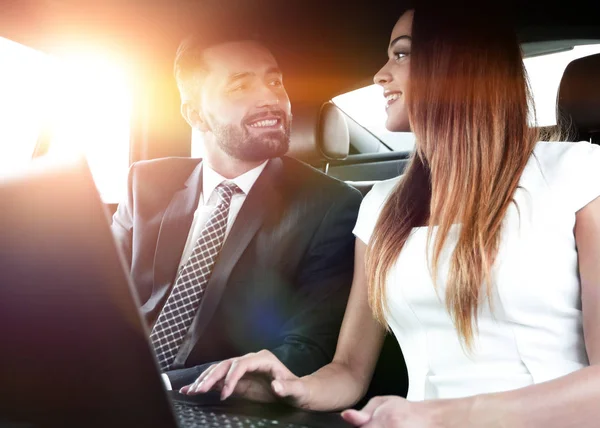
[[111, 163, 136, 270], [269, 185, 363, 377]]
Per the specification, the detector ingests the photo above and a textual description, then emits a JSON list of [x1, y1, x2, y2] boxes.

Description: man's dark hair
[[174, 29, 264, 103]]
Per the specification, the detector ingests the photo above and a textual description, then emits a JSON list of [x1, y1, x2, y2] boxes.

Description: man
[[111, 32, 362, 391]]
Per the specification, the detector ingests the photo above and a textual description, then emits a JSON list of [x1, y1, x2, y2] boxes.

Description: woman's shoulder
[[365, 176, 402, 204], [533, 141, 600, 168], [532, 141, 600, 181], [532, 141, 600, 212], [353, 176, 402, 245]]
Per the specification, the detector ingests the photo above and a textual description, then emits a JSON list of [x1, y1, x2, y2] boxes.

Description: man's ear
[[181, 103, 210, 132]]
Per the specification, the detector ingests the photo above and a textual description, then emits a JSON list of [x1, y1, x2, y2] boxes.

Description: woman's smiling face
[[373, 10, 413, 132]]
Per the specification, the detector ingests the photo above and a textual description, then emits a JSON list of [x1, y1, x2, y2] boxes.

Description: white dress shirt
[[177, 160, 268, 270], [161, 160, 267, 390]]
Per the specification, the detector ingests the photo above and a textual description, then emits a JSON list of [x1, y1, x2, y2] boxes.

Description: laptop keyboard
[[173, 402, 310, 428]]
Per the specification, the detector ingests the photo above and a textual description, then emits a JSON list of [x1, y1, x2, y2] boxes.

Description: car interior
[[1, 0, 599, 419]]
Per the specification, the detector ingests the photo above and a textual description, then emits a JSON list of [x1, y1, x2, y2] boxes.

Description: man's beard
[[208, 111, 292, 162]]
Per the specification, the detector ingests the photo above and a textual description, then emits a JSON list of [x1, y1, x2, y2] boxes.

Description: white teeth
[[386, 93, 399, 102], [249, 119, 278, 128]]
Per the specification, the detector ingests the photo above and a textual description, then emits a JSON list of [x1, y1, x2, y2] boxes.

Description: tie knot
[[215, 181, 242, 203]]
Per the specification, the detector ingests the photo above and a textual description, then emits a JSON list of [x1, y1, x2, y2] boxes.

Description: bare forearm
[[301, 361, 369, 412], [437, 365, 600, 428]]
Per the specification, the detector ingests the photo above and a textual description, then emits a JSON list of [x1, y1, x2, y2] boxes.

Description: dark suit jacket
[[111, 156, 362, 389]]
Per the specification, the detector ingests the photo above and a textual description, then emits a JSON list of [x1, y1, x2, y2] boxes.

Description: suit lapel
[[176, 158, 284, 363], [141, 161, 203, 316]]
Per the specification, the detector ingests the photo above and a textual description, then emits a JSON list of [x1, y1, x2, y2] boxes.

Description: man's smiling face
[[198, 40, 292, 162]]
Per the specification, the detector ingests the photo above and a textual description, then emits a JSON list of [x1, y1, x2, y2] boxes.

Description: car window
[[333, 42, 600, 153], [0, 38, 48, 175], [333, 84, 416, 153], [0, 37, 131, 203]]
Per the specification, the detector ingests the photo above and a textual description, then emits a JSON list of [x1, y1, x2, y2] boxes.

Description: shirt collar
[[202, 160, 268, 201]]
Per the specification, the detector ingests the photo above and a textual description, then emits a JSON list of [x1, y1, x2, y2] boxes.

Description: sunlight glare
[[0, 38, 132, 202], [46, 52, 132, 202], [0, 38, 49, 175]]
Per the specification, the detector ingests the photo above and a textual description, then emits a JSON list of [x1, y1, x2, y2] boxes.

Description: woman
[[179, 5, 600, 427]]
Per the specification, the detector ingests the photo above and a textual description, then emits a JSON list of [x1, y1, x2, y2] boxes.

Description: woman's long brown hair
[[367, 4, 540, 350]]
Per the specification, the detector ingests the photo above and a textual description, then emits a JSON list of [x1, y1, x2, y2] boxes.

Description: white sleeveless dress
[[353, 141, 600, 401]]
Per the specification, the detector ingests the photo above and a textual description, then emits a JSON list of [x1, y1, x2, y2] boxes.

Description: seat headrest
[[557, 53, 600, 135], [288, 102, 350, 164]]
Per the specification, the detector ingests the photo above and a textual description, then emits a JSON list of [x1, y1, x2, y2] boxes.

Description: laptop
[[0, 157, 351, 428]]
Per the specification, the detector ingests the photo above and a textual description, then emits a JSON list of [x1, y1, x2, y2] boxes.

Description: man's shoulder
[[278, 156, 361, 201], [130, 157, 201, 186], [126, 157, 202, 201], [132, 157, 201, 177]]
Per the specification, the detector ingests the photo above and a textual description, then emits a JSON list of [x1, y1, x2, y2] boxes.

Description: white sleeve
[[161, 373, 172, 390], [573, 142, 600, 211], [543, 142, 600, 212], [352, 177, 401, 245]]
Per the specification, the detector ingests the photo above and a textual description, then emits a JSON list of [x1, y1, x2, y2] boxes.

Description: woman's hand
[[342, 396, 459, 428], [179, 350, 312, 407]]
